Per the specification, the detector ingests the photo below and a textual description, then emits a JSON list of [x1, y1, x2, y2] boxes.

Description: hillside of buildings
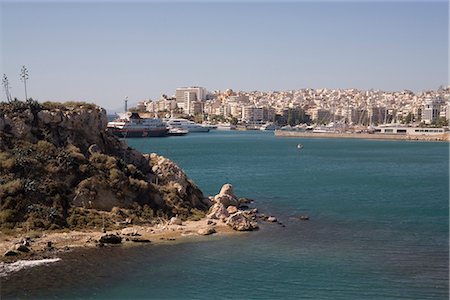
[[0, 100, 210, 232], [134, 86, 450, 128]]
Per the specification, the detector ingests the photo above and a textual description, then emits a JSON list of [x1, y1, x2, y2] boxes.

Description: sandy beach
[[0, 218, 237, 265]]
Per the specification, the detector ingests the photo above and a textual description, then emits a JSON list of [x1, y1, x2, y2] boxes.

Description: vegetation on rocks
[[0, 100, 210, 232]]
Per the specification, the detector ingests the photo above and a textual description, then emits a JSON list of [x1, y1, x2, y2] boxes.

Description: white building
[[175, 86, 207, 114], [422, 99, 440, 124]]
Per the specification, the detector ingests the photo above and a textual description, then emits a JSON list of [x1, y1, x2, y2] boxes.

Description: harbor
[[274, 129, 450, 142]]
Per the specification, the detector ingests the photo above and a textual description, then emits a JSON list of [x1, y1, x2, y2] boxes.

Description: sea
[[1, 131, 448, 299]]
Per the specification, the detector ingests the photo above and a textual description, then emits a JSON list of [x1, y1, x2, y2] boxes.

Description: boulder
[[207, 203, 229, 220], [169, 217, 182, 226], [267, 216, 277, 223], [14, 244, 30, 252], [226, 212, 258, 231], [99, 234, 122, 244], [4, 250, 18, 257], [197, 227, 216, 236], [213, 184, 239, 208], [227, 206, 238, 214], [121, 228, 140, 236]]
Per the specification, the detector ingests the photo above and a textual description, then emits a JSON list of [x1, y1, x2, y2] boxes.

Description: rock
[[121, 228, 140, 236], [4, 250, 18, 257], [169, 217, 182, 225], [227, 206, 238, 214], [213, 184, 239, 208], [197, 227, 216, 236], [207, 219, 214, 225], [99, 234, 122, 244], [299, 215, 310, 221], [267, 216, 277, 223], [238, 197, 254, 205], [226, 212, 258, 231], [218, 184, 235, 197], [130, 238, 151, 243], [207, 203, 229, 220], [14, 244, 30, 252]]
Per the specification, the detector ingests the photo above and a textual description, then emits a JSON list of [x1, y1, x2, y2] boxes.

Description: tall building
[[175, 86, 207, 114], [421, 99, 440, 124]]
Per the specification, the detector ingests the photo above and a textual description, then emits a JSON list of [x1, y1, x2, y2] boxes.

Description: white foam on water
[[0, 258, 61, 278]]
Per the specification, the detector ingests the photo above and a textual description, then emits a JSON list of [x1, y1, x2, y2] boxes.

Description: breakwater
[[274, 130, 449, 142]]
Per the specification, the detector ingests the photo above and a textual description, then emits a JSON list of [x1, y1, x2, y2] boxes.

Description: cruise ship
[[107, 112, 168, 138], [164, 118, 210, 132]]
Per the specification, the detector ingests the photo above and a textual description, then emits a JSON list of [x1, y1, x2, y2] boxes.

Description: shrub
[[0, 179, 23, 198]]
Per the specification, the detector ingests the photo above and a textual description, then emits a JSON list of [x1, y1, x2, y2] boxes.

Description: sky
[[0, 0, 448, 110]]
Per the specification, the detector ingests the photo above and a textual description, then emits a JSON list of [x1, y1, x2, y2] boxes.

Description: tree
[[404, 112, 413, 124], [432, 117, 448, 127], [287, 109, 294, 126]]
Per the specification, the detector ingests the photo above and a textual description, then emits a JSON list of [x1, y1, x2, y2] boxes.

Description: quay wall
[[274, 130, 449, 142]]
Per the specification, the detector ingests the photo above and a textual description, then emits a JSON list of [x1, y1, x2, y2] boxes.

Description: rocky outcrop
[[0, 101, 210, 231], [226, 212, 258, 231], [207, 184, 259, 232], [149, 153, 210, 214], [213, 184, 239, 208], [207, 203, 229, 220]]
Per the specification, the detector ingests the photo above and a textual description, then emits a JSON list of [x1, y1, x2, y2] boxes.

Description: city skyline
[[1, 1, 448, 109]]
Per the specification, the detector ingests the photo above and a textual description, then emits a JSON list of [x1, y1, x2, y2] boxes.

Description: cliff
[[0, 100, 210, 231]]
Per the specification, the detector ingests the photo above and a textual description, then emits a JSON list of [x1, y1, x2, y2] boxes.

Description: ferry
[[107, 112, 168, 138], [164, 118, 210, 132]]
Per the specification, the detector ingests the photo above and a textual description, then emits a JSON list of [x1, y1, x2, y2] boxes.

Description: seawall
[[274, 130, 449, 142]]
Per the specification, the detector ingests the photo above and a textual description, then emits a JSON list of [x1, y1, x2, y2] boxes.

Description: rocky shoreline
[[0, 183, 287, 274]]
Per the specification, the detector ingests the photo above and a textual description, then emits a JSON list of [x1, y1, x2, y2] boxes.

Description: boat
[[168, 127, 189, 136], [297, 143, 304, 149], [216, 123, 236, 130], [202, 123, 218, 130], [164, 118, 210, 132], [260, 123, 277, 131], [107, 112, 168, 138]]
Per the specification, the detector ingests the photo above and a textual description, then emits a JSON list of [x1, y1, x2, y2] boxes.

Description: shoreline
[[0, 218, 236, 267], [274, 130, 449, 142]]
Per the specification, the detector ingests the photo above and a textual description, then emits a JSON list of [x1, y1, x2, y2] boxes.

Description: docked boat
[[216, 123, 236, 130], [168, 127, 189, 136], [107, 112, 168, 138], [202, 123, 218, 130], [164, 118, 210, 132], [260, 123, 277, 131]]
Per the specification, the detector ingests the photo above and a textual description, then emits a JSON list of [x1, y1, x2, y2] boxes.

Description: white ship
[[107, 112, 168, 138], [164, 118, 210, 132]]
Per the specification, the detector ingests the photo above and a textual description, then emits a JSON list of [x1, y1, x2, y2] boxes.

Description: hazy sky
[[1, 1, 448, 110]]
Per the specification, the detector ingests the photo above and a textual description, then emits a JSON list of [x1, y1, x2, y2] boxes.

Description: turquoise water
[[2, 131, 448, 299]]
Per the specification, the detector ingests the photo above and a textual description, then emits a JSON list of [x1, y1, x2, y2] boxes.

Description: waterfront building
[[242, 106, 264, 123], [375, 125, 445, 135], [422, 99, 440, 124]]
